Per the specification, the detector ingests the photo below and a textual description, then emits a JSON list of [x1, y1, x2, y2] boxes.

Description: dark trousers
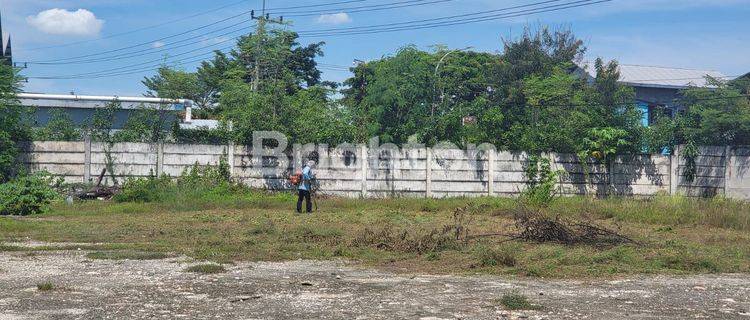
[[297, 189, 312, 213]]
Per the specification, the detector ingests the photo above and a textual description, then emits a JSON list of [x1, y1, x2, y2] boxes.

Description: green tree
[[33, 108, 81, 141], [115, 104, 176, 143], [216, 27, 352, 145], [0, 64, 31, 183], [679, 78, 750, 145], [87, 102, 119, 183], [341, 27, 640, 152]]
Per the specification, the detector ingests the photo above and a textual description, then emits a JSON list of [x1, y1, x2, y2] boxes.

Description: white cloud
[[26, 8, 104, 36], [316, 13, 352, 25], [152, 41, 165, 48], [201, 36, 231, 46]]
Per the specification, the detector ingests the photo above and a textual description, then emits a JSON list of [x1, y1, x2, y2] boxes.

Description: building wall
[[21, 98, 182, 130], [18, 141, 750, 201]]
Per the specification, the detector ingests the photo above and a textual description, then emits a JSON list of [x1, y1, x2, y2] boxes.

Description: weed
[[425, 251, 440, 261], [247, 218, 277, 235], [3, 194, 750, 278], [86, 250, 170, 260], [351, 225, 459, 254], [474, 244, 518, 267], [497, 292, 542, 310], [185, 263, 226, 274], [37, 282, 55, 291], [291, 224, 343, 244], [420, 200, 439, 213]]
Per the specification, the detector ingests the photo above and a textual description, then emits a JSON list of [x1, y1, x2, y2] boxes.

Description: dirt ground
[[0, 246, 748, 319]]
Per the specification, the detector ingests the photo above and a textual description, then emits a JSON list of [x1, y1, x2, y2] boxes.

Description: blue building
[[19, 93, 194, 130], [575, 62, 727, 126]]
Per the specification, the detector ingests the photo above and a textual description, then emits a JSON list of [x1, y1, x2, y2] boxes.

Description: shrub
[[86, 250, 171, 260], [185, 263, 226, 274], [521, 155, 563, 207], [473, 244, 518, 267], [0, 174, 58, 216], [497, 292, 542, 310], [37, 282, 55, 291], [113, 175, 171, 203]]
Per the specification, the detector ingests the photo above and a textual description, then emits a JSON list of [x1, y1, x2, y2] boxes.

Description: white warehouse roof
[[576, 62, 728, 89]]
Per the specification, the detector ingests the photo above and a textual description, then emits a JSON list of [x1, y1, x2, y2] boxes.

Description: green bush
[[0, 174, 58, 216], [114, 154, 238, 204], [521, 155, 563, 207], [473, 244, 518, 267], [113, 175, 172, 203]]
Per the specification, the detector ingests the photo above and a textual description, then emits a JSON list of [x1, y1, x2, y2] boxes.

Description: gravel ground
[[0, 248, 749, 319]]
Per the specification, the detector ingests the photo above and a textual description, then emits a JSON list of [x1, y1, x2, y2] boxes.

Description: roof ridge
[[617, 63, 722, 73]]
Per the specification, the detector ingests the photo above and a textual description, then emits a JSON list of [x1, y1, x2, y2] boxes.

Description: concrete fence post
[[156, 141, 164, 177], [670, 145, 680, 196], [228, 143, 235, 179], [724, 146, 732, 196], [361, 145, 368, 198], [487, 148, 495, 197], [549, 152, 562, 196], [83, 134, 92, 183], [426, 148, 433, 198]]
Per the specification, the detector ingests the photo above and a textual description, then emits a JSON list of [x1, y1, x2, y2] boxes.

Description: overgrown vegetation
[[0, 64, 31, 183], [185, 264, 226, 274], [113, 154, 234, 204], [36, 281, 55, 292], [0, 173, 58, 216], [497, 292, 542, 310], [521, 155, 563, 206], [1, 191, 748, 278], [86, 250, 171, 260], [11, 25, 747, 150]]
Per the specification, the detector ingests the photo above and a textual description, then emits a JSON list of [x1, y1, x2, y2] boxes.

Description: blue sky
[[1, 0, 748, 96]]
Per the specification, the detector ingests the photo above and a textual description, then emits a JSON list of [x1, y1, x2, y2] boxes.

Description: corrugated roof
[[576, 62, 728, 89], [180, 119, 220, 130]]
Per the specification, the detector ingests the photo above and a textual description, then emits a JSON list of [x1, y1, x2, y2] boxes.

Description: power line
[[297, 0, 608, 37], [296, 0, 568, 34], [30, 21, 250, 65], [25, 0, 613, 79], [22, 0, 372, 64], [281, 0, 452, 17], [25, 0, 252, 51]]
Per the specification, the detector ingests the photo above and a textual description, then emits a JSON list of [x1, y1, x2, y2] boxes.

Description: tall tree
[[216, 28, 352, 145], [0, 64, 30, 182]]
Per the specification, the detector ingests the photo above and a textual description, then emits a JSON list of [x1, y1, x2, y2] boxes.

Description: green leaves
[[0, 64, 30, 183], [0, 173, 58, 216]]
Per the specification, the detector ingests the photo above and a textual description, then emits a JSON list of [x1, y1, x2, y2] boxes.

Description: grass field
[[1, 190, 749, 278]]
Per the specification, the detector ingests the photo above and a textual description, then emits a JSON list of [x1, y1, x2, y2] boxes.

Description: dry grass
[[1, 193, 749, 278], [185, 264, 226, 274]]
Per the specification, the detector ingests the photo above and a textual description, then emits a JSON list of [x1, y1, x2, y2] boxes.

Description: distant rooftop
[[576, 62, 728, 89], [179, 119, 220, 130], [18, 93, 193, 110]]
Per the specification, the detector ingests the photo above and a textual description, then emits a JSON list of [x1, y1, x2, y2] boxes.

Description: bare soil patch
[[0, 249, 748, 319]]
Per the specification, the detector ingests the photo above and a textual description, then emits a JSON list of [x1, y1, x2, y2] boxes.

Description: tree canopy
[[0, 64, 30, 182], [137, 25, 749, 151]]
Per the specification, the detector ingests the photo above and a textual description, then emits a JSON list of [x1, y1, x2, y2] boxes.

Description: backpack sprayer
[[289, 165, 319, 212]]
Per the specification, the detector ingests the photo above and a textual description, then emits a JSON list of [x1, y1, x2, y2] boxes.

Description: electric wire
[[26, 0, 606, 78]]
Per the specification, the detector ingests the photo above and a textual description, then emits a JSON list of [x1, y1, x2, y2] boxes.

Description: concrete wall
[[18, 141, 750, 200]]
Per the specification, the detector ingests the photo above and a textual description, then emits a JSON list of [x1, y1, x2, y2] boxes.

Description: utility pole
[[250, 0, 283, 92]]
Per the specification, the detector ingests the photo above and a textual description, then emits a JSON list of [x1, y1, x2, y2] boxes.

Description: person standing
[[297, 160, 315, 214]]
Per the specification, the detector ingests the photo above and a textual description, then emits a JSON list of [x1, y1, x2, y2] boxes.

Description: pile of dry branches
[[513, 206, 637, 246]]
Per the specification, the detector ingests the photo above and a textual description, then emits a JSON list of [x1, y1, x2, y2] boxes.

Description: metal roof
[[18, 93, 193, 110], [179, 119, 220, 130], [576, 62, 728, 89]]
